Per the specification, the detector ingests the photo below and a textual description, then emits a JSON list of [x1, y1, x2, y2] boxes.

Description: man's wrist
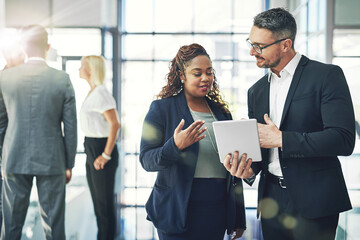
[[278, 130, 283, 148]]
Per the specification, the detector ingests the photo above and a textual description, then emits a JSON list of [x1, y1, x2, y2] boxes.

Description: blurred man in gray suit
[[0, 39, 26, 234], [0, 25, 77, 240]]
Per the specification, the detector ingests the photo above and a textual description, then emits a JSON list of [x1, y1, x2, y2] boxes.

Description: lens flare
[[259, 197, 279, 219]]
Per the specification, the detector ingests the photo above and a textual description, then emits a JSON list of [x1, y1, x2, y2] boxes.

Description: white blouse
[[80, 85, 117, 138]]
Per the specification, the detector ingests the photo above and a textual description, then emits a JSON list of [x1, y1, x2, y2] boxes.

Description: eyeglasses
[[246, 38, 288, 54]]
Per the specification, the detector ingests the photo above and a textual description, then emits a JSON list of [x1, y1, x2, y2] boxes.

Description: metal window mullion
[[326, 0, 335, 64]]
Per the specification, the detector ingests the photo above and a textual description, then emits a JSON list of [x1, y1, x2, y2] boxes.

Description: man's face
[[248, 26, 282, 69]]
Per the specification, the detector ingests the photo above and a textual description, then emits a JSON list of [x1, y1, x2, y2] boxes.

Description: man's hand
[[174, 119, 206, 151], [258, 113, 282, 148], [223, 152, 253, 179], [65, 169, 72, 184], [231, 228, 245, 239]]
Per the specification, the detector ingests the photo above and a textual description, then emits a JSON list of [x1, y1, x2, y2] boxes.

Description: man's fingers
[[223, 152, 254, 178], [238, 153, 247, 169], [264, 113, 273, 125], [230, 151, 239, 175], [245, 158, 253, 171], [237, 156, 253, 178], [223, 153, 232, 170], [235, 153, 247, 176]]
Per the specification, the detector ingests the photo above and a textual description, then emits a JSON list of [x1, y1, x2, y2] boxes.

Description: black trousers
[[84, 137, 119, 240], [260, 174, 339, 240], [157, 178, 227, 240]]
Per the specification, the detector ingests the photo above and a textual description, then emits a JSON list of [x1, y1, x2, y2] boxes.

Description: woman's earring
[[181, 79, 184, 84]]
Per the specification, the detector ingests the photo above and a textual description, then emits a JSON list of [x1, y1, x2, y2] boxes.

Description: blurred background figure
[[0, 37, 25, 235], [0, 24, 77, 240], [79, 55, 120, 240], [1, 42, 25, 70]]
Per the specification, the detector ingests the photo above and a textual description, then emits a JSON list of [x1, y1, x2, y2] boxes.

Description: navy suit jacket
[[140, 91, 246, 234], [248, 55, 355, 219]]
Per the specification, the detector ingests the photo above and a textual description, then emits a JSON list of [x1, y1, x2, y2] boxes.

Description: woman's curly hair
[[157, 43, 229, 113]]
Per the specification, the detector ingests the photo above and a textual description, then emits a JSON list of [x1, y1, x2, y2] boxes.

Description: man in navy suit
[[223, 8, 355, 240]]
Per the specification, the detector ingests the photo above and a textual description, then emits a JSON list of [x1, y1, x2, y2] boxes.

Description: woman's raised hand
[[174, 119, 206, 151]]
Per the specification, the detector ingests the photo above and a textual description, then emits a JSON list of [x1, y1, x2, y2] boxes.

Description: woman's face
[[182, 55, 214, 100], [79, 59, 90, 80]]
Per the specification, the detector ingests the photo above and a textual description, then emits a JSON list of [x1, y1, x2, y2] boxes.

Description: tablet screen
[[212, 119, 262, 163]]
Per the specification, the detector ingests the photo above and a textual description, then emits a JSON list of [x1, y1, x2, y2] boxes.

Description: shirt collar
[[27, 57, 46, 62], [268, 52, 302, 82]]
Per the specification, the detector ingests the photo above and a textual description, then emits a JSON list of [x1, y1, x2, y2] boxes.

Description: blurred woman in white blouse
[[79, 55, 120, 240]]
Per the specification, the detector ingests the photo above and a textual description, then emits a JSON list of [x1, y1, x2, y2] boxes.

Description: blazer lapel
[[280, 56, 309, 128], [175, 91, 194, 128], [206, 98, 228, 121], [175, 91, 230, 123]]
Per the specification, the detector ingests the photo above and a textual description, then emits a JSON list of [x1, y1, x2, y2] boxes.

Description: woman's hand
[[94, 155, 109, 170], [174, 119, 206, 151], [231, 228, 245, 239], [223, 152, 253, 179]]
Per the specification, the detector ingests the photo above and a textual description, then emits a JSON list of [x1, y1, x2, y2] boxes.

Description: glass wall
[[333, 28, 360, 240], [334, 0, 360, 26]]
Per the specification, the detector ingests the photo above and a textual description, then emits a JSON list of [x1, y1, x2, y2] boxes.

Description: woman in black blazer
[[140, 43, 246, 240]]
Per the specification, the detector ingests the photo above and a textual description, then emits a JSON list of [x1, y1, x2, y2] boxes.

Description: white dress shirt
[[27, 57, 46, 62], [268, 52, 302, 176], [80, 85, 117, 138]]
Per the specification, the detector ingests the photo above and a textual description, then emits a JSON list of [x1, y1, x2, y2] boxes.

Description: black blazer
[[248, 55, 355, 219], [140, 91, 246, 234]]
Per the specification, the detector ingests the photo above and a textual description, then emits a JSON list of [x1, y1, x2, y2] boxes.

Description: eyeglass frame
[[246, 38, 288, 54]]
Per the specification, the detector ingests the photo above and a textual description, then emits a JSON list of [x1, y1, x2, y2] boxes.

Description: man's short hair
[[21, 25, 48, 53], [253, 8, 297, 49]]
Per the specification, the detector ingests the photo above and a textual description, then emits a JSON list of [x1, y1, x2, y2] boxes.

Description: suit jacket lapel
[[279, 56, 309, 128], [263, 78, 270, 122], [256, 75, 270, 124], [261, 77, 270, 166]]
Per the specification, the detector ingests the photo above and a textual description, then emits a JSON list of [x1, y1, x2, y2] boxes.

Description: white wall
[[0, 0, 5, 28], [4, 0, 117, 27], [270, 0, 287, 9]]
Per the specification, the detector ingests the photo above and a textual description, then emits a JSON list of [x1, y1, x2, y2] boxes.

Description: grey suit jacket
[[0, 60, 77, 175]]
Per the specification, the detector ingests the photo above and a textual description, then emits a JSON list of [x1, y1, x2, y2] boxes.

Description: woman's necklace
[[190, 102, 218, 154]]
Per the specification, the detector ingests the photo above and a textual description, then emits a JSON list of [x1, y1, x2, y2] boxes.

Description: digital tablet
[[212, 119, 262, 163]]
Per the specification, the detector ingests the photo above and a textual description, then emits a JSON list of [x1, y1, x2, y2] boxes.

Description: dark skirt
[[157, 178, 227, 240]]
